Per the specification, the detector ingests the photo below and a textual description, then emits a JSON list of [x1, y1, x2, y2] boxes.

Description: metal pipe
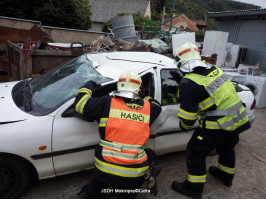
[[204, 15, 215, 30], [170, 0, 176, 27]]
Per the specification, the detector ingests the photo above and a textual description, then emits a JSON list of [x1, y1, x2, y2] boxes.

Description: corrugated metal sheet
[[245, 45, 266, 68], [217, 21, 242, 43], [237, 21, 266, 46], [216, 20, 266, 72], [237, 21, 266, 72], [207, 9, 266, 72], [207, 8, 266, 18]]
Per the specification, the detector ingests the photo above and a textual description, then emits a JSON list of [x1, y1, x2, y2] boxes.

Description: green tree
[[151, 10, 171, 21], [0, 0, 92, 30]]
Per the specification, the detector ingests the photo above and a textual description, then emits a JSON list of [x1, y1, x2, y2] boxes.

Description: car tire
[[0, 154, 32, 198]]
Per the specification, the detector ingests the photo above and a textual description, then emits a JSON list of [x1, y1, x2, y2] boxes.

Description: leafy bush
[[0, 0, 92, 30]]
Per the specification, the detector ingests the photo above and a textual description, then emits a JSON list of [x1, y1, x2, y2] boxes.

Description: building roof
[[161, 17, 173, 25], [207, 8, 266, 18], [162, 14, 198, 31], [89, 0, 150, 23], [191, 20, 207, 27]]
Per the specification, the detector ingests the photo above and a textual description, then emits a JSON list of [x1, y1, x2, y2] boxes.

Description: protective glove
[[144, 162, 162, 196], [169, 70, 183, 84], [93, 82, 117, 97], [147, 176, 158, 196], [82, 80, 101, 90], [144, 96, 153, 101]]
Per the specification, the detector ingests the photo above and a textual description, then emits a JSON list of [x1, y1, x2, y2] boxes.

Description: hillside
[[151, 0, 261, 20]]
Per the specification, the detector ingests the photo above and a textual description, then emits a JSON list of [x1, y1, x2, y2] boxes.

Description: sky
[[235, 0, 266, 8]]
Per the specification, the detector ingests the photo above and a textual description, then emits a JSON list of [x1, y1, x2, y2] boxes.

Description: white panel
[[223, 43, 240, 68], [202, 31, 229, 67], [255, 76, 266, 108], [172, 32, 196, 55]]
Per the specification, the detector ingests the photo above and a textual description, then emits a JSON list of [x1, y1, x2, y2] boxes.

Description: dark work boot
[[209, 166, 233, 187], [78, 191, 88, 199], [171, 181, 202, 199]]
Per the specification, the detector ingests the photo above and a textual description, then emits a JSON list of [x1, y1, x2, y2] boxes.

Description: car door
[[139, 68, 158, 151], [51, 99, 100, 175], [151, 69, 194, 156], [51, 69, 159, 175]]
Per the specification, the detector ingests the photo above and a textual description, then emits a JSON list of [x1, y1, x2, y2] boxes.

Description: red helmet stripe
[[178, 48, 191, 56], [119, 78, 126, 82], [129, 79, 141, 85], [194, 47, 200, 52]]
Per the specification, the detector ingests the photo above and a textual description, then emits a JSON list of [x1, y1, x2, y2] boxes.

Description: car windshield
[[28, 54, 112, 116]]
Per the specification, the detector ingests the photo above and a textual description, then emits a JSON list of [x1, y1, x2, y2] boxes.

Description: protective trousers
[[78, 148, 159, 199], [184, 127, 239, 193]]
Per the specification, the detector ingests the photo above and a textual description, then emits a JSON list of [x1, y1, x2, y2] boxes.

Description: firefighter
[[170, 42, 251, 198], [74, 70, 162, 198]]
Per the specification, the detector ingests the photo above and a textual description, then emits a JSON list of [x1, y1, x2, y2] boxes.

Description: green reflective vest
[[184, 67, 249, 131]]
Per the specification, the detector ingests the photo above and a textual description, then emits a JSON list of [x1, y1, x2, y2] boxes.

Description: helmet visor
[[174, 55, 182, 69], [174, 55, 180, 63]]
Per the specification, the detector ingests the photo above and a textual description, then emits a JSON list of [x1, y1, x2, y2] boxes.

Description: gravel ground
[[22, 108, 266, 199]]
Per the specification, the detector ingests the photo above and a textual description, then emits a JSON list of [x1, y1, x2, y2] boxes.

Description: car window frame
[[141, 72, 155, 98], [160, 69, 180, 106]]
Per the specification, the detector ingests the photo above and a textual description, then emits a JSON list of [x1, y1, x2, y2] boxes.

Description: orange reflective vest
[[101, 97, 150, 165]]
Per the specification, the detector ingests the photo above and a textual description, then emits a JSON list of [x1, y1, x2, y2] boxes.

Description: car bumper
[[249, 115, 255, 126]]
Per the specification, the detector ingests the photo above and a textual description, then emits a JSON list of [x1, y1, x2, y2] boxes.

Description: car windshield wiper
[[22, 79, 33, 111], [14, 78, 31, 96]]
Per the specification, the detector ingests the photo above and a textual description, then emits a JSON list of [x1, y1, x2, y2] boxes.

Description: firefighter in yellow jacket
[[170, 42, 251, 198], [74, 70, 161, 198]]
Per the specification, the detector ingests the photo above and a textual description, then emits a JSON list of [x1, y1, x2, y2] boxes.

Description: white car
[[0, 52, 256, 198]]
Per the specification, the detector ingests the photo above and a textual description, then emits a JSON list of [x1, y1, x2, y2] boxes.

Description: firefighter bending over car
[[170, 42, 251, 198], [74, 70, 162, 198]]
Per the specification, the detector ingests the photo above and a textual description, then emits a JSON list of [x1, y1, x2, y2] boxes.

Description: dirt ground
[[22, 108, 266, 199]]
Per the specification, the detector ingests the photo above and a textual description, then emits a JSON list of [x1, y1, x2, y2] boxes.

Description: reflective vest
[[95, 97, 151, 178], [184, 67, 249, 131]]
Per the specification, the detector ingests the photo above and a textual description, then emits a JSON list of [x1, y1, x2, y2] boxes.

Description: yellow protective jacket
[[178, 66, 249, 131]]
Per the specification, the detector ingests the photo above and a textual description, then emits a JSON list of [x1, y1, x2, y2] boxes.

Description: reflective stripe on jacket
[[95, 157, 149, 178], [95, 97, 150, 177], [184, 67, 249, 131], [75, 88, 92, 114]]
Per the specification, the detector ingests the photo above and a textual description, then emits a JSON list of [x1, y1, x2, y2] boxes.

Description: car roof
[[86, 52, 176, 80]]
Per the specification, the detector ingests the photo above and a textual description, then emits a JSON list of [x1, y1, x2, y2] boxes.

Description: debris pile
[[27, 34, 172, 56], [84, 33, 172, 56], [24, 18, 178, 58]]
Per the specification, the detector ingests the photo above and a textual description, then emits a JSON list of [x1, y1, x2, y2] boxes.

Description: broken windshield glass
[[28, 54, 113, 116]]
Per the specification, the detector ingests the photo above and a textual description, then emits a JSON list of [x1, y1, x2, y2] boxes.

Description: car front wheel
[[0, 155, 32, 198]]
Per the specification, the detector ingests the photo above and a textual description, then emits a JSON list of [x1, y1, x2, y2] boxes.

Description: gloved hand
[[93, 82, 117, 97], [144, 96, 153, 101], [147, 176, 158, 196], [144, 162, 162, 196], [169, 70, 183, 84], [82, 80, 101, 90]]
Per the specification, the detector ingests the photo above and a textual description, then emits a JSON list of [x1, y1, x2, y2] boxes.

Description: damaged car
[[0, 52, 256, 198]]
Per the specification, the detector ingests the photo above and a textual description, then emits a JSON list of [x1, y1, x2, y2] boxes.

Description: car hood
[[0, 81, 31, 123], [87, 52, 176, 80]]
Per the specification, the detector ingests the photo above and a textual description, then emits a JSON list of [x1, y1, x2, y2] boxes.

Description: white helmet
[[113, 70, 142, 99], [174, 42, 210, 73]]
